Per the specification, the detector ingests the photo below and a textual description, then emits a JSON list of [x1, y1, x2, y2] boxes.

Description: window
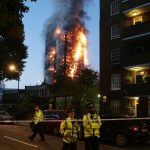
[[111, 99, 121, 114], [111, 24, 120, 39], [133, 16, 142, 25], [111, 74, 121, 90], [136, 71, 144, 84], [111, 48, 120, 64], [111, 0, 120, 15]]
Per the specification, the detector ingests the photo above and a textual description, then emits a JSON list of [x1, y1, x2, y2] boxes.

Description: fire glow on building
[[44, 0, 90, 84]]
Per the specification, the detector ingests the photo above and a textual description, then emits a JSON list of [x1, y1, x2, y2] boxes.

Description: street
[[0, 124, 150, 150]]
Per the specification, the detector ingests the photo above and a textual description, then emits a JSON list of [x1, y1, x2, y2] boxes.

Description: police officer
[[60, 108, 80, 150], [29, 104, 45, 142], [83, 102, 102, 150]]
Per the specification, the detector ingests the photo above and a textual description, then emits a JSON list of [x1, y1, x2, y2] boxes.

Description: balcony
[[123, 52, 150, 67], [122, 0, 150, 16], [123, 21, 150, 40], [123, 83, 150, 96]]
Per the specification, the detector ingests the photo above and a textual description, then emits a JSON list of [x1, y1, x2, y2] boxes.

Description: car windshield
[[0, 111, 9, 116]]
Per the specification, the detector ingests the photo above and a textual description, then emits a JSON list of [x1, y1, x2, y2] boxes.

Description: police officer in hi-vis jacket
[[60, 108, 80, 150], [29, 104, 45, 142], [83, 102, 102, 150]]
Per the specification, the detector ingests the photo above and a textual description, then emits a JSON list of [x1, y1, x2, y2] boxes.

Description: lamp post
[[9, 64, 20, 111], [98, 94, 101, 113]]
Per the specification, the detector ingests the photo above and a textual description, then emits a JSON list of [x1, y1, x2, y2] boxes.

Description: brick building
[[100, 0, 150, 117]]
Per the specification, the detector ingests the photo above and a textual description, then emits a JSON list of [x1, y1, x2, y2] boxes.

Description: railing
[[123, 52, 150, 67], [121, 0, 150, 12], [124, 83, 150, 96], [123, 21, 150, 40]]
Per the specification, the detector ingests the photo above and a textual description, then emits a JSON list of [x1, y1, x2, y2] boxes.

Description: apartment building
[[100, 0, 150, 117]]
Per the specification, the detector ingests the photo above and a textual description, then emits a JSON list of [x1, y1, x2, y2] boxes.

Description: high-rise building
[[44, 1, 88, 84], [44, 27, 87, 84], [100, 0, 150, 117]]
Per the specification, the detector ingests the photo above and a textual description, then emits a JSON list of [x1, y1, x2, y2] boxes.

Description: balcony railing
[[121, 0, 150, 12], [123, 52, 150, 67], [123, 83, 150, 96], [123, 21, 150, 40]]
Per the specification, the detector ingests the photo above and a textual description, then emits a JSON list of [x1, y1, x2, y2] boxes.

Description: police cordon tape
[[0, 117, 150, 123]]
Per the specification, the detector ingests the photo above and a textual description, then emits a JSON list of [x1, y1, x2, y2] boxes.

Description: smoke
[[44, 0, 91, 83], [45, 0, 90, 33]]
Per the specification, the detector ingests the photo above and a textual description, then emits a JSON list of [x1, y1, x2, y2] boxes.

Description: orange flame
[[49, 25, 88, 79], [68, 30, 88, 78], [66, 25, 88, 78], [47, 47, 56, 74]]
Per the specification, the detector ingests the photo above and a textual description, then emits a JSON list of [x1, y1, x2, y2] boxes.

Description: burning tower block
[[44, 0, 89, 84]]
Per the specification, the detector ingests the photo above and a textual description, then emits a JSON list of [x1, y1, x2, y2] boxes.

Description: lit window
[[133, 16, 142, 25], [111, 24, 120, 39], [111, 48, 120, 64], [111, 74, 121, 90], [111, 0, 120, 15]]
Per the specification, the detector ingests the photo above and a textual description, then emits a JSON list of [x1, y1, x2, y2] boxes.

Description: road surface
[[0, 124, 149, 150]]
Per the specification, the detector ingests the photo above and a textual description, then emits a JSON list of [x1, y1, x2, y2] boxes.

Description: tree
[[18, 94, 45, 119], [74, 66, 100, 115], [49, 65, 100, 116], [0, 0, 36, 80]]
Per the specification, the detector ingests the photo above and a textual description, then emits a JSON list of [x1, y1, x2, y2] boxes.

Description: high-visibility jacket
[[60, 117, 80, 144], [83, 113, 102, 138], [34, 110, 43, 125]]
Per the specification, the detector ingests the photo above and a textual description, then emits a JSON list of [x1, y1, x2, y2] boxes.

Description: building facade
[[2, 85, 73, 112], [100, 0, 150, 117], [0, 81, 5, 109]]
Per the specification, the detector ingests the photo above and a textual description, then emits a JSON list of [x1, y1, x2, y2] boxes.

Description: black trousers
[[30, 122, 45, 141], [84, 136, 100, 150], [62, 142, 77, 150]]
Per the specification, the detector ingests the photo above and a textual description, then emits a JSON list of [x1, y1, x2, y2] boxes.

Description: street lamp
[[9, 64, 20, 111], [97, 94, 101, 113], [98, 94, 101, 98]]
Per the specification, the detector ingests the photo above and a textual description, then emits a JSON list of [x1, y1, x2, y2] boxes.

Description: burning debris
[[44, 0, 90, 83]]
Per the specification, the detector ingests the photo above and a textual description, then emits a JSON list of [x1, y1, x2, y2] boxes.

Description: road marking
[[4, 136, 38, 148]]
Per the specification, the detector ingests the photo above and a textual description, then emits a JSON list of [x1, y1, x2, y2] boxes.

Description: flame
[[47, 47, 56, 74], [55, 27, 61, 36], [48, 47, 56, 60], [48, 67, 55, 72], [66, 25, 88, 78], [48, 25, 88, 80], [68, 30, 87, 78]]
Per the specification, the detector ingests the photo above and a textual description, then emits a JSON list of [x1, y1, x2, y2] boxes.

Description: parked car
[[100, 115, 150, 147], [43, 109, 67, 135], [0, 111, 14, 124]]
